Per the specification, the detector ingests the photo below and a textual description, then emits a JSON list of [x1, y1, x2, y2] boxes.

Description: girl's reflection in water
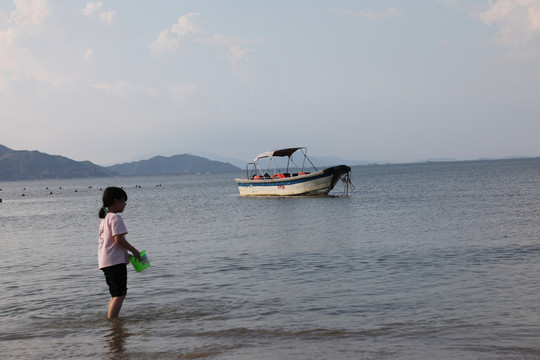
[[105, 318, 130, 357]]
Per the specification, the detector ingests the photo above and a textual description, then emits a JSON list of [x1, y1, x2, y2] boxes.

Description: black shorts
[[101, 263, 127, 297]]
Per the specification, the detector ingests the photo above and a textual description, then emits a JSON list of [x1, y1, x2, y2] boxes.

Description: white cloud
[[0, 2, 62, 90], [82, 1, 103, 17], [82, 1, 116, 24], [150, 12, 201, 52], [150, 12, 263, 87], [100, 10, 115, 24], [171, 12, 201, 36], [10, 0, 50, 26], [0, 0, 49, 44], [479, 0, 540, 46], [150, 12, 261, 62], [84, 48, 94, 61], [0, 25, 17, 44], [529, 5, 540, 29], [150, 29, 180, 52]]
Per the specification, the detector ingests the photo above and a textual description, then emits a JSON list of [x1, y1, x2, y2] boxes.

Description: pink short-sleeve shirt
[[98, 213, 129, 269]]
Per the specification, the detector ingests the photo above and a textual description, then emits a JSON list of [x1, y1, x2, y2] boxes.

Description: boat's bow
[[323, 165, 353, 195]]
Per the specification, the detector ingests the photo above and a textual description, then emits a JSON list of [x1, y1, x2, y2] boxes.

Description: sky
[[1, 0, 540, 166]]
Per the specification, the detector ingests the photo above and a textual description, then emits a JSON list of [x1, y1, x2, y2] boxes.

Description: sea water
[[1, 158, 540, 359]]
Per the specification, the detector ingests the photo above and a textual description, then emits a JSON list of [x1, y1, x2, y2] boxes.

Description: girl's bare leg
[[108, 295, 126, 319]]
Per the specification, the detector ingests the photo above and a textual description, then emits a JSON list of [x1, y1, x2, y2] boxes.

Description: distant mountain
[[106, 153, 240, 176], [0, 144, 114, 181], [0, 145, 241, 181]]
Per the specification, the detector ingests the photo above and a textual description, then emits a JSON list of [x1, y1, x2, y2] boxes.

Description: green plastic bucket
[[129, 250, 151, 272]]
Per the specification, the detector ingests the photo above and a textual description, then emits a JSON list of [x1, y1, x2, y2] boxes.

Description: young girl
[[98, 187, 141, 319]]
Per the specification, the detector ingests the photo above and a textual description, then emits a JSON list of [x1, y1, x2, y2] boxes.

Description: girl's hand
[[131, 249, 141, 261]]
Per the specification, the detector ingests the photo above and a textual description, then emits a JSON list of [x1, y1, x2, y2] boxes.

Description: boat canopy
[[253, 147, 306, 162]]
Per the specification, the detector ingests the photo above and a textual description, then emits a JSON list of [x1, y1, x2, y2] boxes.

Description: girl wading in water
[[98, 187, 141, 319]]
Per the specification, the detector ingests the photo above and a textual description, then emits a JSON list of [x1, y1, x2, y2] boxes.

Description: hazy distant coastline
[[1, 144, 537, 181]]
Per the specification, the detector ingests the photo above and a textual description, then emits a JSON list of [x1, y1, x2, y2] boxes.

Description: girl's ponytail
[[98, 206, 108, 219]]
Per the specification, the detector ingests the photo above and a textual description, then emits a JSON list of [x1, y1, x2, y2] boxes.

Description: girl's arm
[[114, 234, 141, 261]]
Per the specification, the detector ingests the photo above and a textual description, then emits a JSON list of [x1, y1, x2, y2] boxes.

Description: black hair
[[99, 186, 128, 218]]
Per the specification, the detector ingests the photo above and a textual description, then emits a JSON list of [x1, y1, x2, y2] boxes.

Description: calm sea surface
[[1, 159, 540, 359]]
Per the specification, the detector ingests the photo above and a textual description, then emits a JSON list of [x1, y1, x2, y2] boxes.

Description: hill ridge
[[0, 145, 240, 181], [106, 153, 239, 176]]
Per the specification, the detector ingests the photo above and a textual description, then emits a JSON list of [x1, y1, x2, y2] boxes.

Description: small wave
[[194, 325, 412, 341]]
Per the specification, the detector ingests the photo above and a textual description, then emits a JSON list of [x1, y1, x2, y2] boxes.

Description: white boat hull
[[235, 166, 350, 196]]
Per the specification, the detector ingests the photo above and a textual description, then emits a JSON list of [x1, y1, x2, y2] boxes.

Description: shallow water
[[1, 159, 540, 359]]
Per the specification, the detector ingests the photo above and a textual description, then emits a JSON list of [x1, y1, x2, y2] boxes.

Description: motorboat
[[235, 147, 353, 196]]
